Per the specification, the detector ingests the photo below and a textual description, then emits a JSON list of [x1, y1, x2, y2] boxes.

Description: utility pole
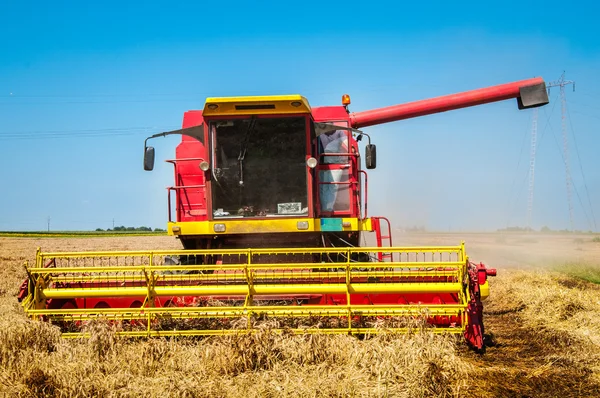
[[547, 72, 575, 231], [47, 216, 50, 232], [527, 108, 538, 231], [112, 218, 115, 229]]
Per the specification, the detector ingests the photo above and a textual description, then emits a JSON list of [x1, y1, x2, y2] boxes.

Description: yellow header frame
[[21, 243, 473, 338], [203, 95, 311, 116], [167, 218, 372, 236]]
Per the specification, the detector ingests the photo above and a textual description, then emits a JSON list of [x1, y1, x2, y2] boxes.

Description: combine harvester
[[19, 78, 548, 350]]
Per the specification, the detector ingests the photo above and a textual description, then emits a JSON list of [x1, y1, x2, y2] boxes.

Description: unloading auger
[[19, 77, 548, 350]]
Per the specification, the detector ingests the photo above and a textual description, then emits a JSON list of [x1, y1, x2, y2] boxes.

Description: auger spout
[[350, 77, 548, 128]]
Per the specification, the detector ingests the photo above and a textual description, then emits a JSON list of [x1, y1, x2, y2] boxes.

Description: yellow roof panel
[[203, 95, 311, 116]]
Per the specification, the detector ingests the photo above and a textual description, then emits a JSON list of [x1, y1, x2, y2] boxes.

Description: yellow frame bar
[[36, 244, 461, 257], [167, 218, 373, 236], [41, 282, 462, 299], [60, 328, 465, 339]]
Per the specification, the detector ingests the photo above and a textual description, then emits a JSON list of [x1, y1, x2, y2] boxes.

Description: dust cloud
[[380, 231, 600, 271]]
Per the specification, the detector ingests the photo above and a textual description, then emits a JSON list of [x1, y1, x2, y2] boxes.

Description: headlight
[[297, 221, 309, 230], [306, 157, 318, 168], [213, 223, 226, 233]]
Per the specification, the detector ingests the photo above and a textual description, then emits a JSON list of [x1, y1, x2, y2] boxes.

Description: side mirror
[[365, 144, 376, 169], [144, 146, 155, 171]]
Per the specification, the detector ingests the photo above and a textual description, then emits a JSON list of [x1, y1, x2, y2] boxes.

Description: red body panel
[[311, 105, 349, 122], [174, 111, 208, 222]]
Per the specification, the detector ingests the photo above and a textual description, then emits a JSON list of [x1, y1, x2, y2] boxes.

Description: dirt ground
[[1, 233, 599, 397]]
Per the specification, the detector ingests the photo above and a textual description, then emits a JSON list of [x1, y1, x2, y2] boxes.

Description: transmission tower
[[547, 72, 575, 231], [527, 108, 538, 231]]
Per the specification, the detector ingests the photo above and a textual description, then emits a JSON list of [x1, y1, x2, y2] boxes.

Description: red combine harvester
[[19, 78, 548, 350]]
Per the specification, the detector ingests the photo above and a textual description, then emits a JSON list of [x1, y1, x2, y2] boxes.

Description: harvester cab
[[19, 78, 548, 350]]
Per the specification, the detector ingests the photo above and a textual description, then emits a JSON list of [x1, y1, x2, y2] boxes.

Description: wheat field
[[1, 233, 599, 397]]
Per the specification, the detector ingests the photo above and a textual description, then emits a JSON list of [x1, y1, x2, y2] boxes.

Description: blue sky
[[1, 0, 598, 232]]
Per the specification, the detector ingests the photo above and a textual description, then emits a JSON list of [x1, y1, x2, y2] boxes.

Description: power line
[[547, 72, 575, 231], [527, 108, 538, 230], [0, 83, 436, 100], [1, 80, 534, 105], [505, 97, 557, 228], [1, 93, 201, 98], [546, 106, 594, 231], [566, 103, 597, 231], [0, 126, 175, 135], [537, 96, 559, 149], [505, 118, 530, 227], [0, 125, 179, 141], [570, 109, 600, 121], [0, 98, 202, 106]]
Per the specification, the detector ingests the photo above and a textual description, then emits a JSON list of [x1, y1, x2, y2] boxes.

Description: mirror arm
[[144, 125, 205, 147], [358, 131, 372, 145], [143, 125, 205, 172]]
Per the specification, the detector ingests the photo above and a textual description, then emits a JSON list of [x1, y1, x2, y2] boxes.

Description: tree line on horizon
[[95, 226, 166, 232]]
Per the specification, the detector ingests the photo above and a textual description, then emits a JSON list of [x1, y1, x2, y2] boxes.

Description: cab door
[[315, 121, 359, 218]]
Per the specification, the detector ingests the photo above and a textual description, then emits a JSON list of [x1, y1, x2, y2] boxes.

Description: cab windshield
[[210, 117, 308, 218]]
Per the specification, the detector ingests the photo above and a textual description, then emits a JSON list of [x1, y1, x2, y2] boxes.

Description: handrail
[[167, 184, 206, 190], [359, 170, 368, 219], [166, 157, 206, 164], [318, 152, 358, 159]]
